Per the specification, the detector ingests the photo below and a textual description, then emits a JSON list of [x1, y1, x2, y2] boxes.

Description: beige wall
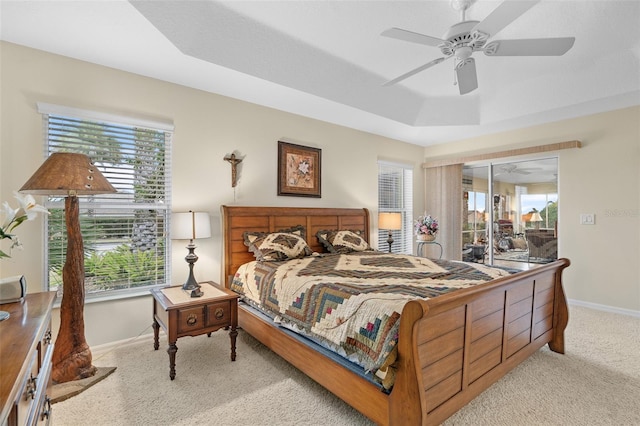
[[424, 106, 640, 314], [0, 42, 425, 345], [2, 41, 638, 349]]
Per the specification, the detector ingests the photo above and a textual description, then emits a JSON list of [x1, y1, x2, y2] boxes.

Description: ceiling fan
[[495, 164, 535, 175], [381, 0, 575, 95]]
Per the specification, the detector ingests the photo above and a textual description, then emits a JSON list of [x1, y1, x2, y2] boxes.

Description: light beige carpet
[[50, 366, 116, 403], [53, 306, 640, 425]]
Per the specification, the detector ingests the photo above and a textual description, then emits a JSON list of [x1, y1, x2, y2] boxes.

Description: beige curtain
[[423, 164, 463, 260]]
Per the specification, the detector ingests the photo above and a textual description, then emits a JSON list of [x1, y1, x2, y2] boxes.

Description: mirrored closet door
[[463, 157, 558, 268]]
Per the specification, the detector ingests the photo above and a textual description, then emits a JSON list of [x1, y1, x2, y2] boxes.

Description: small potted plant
[[414, 214, 438, 241]]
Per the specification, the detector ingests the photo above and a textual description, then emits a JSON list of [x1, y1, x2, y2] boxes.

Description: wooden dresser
[[0, 292, 56, 426]]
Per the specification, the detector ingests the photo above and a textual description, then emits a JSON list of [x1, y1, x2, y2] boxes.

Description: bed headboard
[[220, 205, 370, 287]]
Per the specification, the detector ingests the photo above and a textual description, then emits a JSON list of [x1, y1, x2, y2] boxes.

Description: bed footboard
[[392, 258, 570, 425]]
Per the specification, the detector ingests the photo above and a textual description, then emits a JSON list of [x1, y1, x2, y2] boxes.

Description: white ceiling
[[1, 0, 639, 147]]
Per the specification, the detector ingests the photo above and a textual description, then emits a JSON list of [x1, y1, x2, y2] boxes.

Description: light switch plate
[[580, 213, 595, 225]]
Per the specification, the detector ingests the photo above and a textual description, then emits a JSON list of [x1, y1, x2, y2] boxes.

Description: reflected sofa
[[525, 229, 557, 262]]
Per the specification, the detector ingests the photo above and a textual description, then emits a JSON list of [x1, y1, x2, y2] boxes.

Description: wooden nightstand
[[151, 281, 238, 380]]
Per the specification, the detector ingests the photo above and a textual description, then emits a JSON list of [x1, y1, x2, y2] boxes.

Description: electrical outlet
[[580, 213, 595, 225]]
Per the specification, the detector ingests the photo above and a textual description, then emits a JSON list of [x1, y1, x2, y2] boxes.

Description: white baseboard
[[568, 298, 640, 318], [92, 330, 156, 356]]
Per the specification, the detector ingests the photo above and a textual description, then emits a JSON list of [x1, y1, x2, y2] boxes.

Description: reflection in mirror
[[463, 157, 558, 268]]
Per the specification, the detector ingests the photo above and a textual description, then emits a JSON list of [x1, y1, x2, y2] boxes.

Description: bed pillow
[[243, 225, 313, 261], [512, 238, 527, 250], [316, 229, 371, 254]]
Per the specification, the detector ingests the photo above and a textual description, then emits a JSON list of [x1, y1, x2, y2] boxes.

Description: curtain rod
[[422, 140, 581, 168]]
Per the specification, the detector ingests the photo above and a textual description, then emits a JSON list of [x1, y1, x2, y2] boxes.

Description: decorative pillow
[[316, 229, 371, 254], [512, 238, 528, 250], [243, 225, 313, 261]]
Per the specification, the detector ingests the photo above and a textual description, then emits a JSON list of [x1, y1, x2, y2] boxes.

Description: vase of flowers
[[1, 191, 48, 259], [415, 214, 438, 241]]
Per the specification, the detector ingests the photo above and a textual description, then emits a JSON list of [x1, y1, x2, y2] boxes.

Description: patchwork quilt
[[231, 251, 514, 372]]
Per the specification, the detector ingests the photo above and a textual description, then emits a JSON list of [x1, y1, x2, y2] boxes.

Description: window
[[521, 193, 558, 230], [464, 190, 488, 245], [378, 161, 413, 254], [39, 103, 172, 299]]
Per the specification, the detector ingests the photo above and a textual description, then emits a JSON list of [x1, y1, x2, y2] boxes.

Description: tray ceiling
[[1, 0, 639, 146]]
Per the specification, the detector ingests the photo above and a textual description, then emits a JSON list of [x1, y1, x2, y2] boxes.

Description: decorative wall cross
[[224, 153, 243, 188]]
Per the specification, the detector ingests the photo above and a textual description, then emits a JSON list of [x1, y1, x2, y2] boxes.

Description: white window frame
[[378, 161, 413, 254], [38, 103, 173, 301]]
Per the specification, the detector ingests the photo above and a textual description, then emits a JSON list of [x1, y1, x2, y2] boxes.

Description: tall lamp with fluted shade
[[171, 211, 211, 297], [20, 153, 117, 383], [378, 212, 402, 253], [530, 211, 543, 230]]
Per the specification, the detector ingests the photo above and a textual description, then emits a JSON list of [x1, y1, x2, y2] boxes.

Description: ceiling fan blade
[[383, 57, 446, 86], [456, 58, 478, 95], [471, 0, 539, 38], [485, 37, 575, 56], [381, 27, 444, 47]]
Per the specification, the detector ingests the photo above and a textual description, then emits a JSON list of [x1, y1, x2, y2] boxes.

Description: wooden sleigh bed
[[221, 205, 570, 425]]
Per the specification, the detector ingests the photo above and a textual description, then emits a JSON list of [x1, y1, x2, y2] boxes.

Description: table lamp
[[171, 211, 211, 297], [20, 152, 117, 384], [378, 212, 402, 253], [531, 210, 543, 230]]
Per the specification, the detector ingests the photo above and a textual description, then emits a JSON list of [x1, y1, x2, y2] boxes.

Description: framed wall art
[[277, 141, 321, 198]]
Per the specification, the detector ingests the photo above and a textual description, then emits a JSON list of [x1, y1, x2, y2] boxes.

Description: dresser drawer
[[205, 301, 231, 328], [14, 356, 39, 426], [32, 371, 52, 425], [177, 307, 205, 334], [0, 292, 56, 426]]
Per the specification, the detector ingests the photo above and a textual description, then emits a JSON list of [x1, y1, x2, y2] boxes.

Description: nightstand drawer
[[177, 307, 205, 333], [206, 301, 231, 327]]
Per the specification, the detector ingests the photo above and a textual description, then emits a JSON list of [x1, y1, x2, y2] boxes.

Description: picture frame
[[277, 141, 321, 198]]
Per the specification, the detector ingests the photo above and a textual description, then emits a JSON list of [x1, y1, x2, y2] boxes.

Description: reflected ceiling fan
[[381, 0, 575, 94], [495, 164, 539, 175]]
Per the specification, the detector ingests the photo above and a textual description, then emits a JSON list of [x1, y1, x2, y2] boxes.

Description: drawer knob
[[41, 396, 52, 420], [44, 329, 52, 345], [186, 314, 198, 326], [214, 308, 224, 320], [25, 375, 37, 400]]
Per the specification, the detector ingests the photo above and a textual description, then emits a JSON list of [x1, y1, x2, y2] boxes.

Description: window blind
[[41, 108, 172, 298], [378, 161, 413, 254]]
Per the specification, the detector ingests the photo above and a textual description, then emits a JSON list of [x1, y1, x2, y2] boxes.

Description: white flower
[[298, 161, 309, 175], [1, 191, 48, 259], [13, 191, 49, 220], [0, 201, 16, 229]]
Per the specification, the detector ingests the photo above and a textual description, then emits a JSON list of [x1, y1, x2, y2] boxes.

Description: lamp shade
[[530, 212, 543, 222], [171, 211, 211, 240], [378, 212, 402, 230], [20, 153, 116, 195]]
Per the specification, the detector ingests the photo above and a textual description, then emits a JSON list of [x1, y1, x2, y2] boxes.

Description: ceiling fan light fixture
[[455, 46, 473, 61]]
